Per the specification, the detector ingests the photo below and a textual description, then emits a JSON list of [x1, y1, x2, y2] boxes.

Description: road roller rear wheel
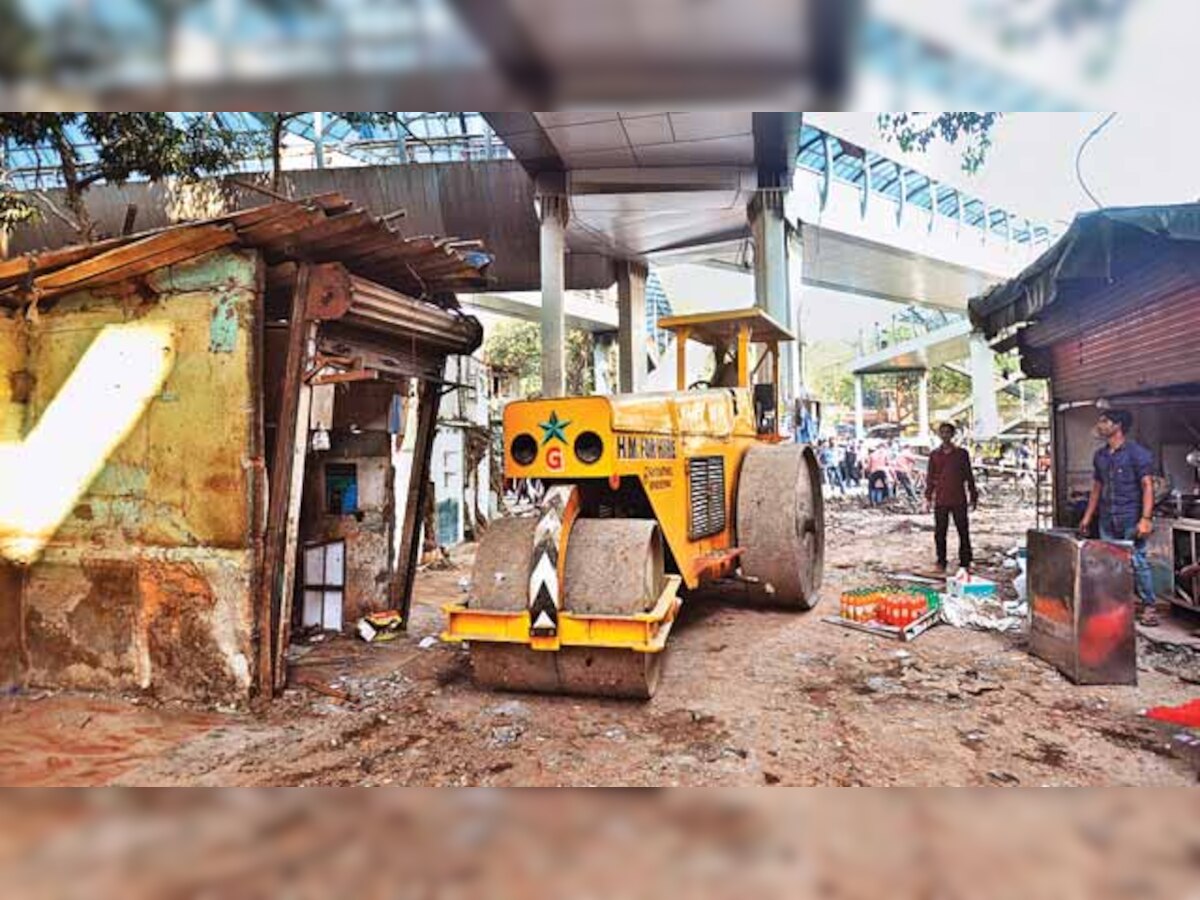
[[736, 443, 825, 608], [465, 518, 668, 699]]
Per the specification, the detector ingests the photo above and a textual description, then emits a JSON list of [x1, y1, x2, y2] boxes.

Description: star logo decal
[[539, 411, 571, 445]]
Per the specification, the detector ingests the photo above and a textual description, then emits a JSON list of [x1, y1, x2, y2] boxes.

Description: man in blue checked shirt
[[1078, 409, 1159, 626]]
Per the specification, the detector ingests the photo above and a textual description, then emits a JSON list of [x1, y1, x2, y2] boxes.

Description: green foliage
[[483, 321, 596, 397], [877, 113, 1002, 174], [0, 113, 248, 239]]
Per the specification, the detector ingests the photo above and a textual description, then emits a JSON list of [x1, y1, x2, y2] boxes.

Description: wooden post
[[675, 327, 689, 391], [257, 263, 313, 697], [392, 378, 441, 628], [0, 563, 27, 686]]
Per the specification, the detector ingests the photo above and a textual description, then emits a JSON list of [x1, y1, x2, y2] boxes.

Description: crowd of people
[[814, 436, 921, 505]]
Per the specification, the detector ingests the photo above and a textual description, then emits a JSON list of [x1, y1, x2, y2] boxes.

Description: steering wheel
[[688, 379, 712, 390]]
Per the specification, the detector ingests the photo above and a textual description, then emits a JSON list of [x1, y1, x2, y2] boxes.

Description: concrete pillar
[[786, 228, 805, 398], [593, 332, 615, 395], [917, 370, 930, 443], [854, 375, 865, 440], [616, 260, 648, 393], [749, 191, 796, 400], [538, 193, 569, 397], [969, 331, 1000, 438]]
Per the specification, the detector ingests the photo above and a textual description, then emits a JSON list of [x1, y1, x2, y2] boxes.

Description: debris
[[291, 675, 355, 704], [959, 729, 987, 748], [490, 724, 524, 746], [418, 636, 439, 650], [962, 682, 1003, 697], [488, 700, 530, 720], [987, 771, 1020, 785], [357, 610, 404, 643], [863, 676, 898, 694]]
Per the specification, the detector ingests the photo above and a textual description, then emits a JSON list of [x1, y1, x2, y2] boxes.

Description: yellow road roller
[[442, 308, 824, 698]]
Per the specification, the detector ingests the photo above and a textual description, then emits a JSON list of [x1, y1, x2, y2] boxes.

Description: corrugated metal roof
[[969, 203, 1200, 340], [0, 191, 493, 312]]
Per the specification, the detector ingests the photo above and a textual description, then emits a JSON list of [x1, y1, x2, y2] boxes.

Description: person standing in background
[[925, 422, 979, 572], [843, 440, 860, 488], [819, 440, 845, 496], [894, 444, 918, 503], [866, 441, 892, 506]]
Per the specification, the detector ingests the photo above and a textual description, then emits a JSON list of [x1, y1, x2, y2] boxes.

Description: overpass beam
[[538, 192, 569, 397], [749, 190, 797, 401], [969, 331, 1000, 438], [854, 375, 865, 440], [617, 260, 648, 393]]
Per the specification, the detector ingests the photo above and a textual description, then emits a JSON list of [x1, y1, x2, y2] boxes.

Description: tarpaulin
[[969, 204, 1200, 339]]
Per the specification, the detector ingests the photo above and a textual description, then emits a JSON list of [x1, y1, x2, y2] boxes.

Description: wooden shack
[[0, 193, 488, 703]]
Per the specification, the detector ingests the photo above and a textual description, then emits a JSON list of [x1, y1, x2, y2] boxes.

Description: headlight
[[511, 433, 538, 465], [574, 431, 603, 464]]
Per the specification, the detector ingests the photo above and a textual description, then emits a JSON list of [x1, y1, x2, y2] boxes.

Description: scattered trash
[[940, 589, 1024, 633], [418, 635, 439, 649], [357, 610, 404, 643], [1144, 699, 1200, 728], [947, 570, 997, 601]]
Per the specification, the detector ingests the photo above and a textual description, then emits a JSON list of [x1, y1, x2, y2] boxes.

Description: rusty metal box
[[1028, 529, 1137, 685]]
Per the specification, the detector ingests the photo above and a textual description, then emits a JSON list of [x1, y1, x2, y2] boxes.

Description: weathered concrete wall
[[4, 250, 260, 703]]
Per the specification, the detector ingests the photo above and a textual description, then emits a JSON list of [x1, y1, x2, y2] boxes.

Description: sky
[[664, 110, 1200, 352], [815, 111, 1200, 229]]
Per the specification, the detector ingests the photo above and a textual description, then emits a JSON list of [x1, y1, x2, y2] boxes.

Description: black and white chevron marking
[[527, 485, 571, 636]]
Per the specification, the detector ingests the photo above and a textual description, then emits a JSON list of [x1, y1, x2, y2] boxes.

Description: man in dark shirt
[[925, 422, 979, 572], [1078, 409, 1158, 625]]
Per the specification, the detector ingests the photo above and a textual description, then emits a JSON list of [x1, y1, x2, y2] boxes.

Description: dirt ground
[[4, 492, 1200, 787]]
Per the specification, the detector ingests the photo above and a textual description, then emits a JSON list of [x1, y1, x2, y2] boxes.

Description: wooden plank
[[274, 368, 314, 692], [225, 200, 306, 228], [42, 228, 238, 296], [34, 225, 237, 293], [262, 210, 373, 255], [257, 263, 313, 697], [308, 369, 379, 386], [392, 377, 442, 627], [237, 207, 329, 246]]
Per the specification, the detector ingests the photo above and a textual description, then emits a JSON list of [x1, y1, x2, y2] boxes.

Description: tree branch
[[31, 190, 84, 237]]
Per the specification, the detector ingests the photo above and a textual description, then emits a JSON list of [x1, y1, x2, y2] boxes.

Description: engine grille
[[688, 456, 726, 540]]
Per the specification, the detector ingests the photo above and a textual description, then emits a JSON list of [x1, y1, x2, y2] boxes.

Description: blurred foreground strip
[[0, 789, 1196, 898]]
